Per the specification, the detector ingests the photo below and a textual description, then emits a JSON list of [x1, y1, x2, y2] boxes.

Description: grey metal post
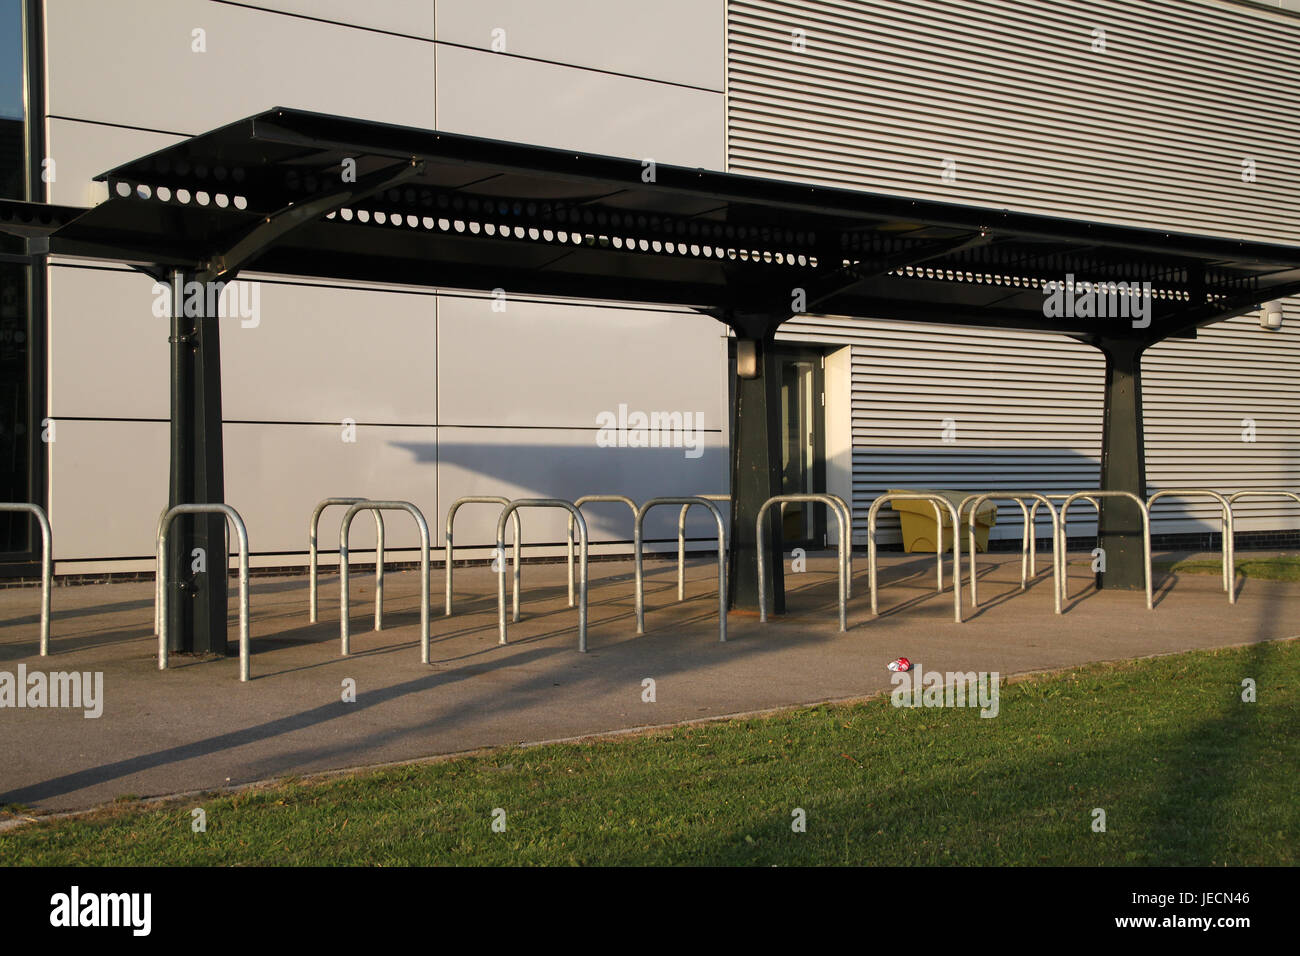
[[1051, 493, 1102, 600], [827, 494, 854, 598], [1061, 491, 1153, 609], [157, 503, 251, 680], [444, 496, 520, 617], [0, 503, 52, 655], [756, 493, 850, 631], [636, 497, 727, 643], [1147, 490, 1235, 604], [867, 493, 962, 624], [496, 499, 588, 651], [153, 506, 166, 635], [566, 495, 638, 607], [166, 268, 228, 656], [678, 494, 730, 601], [308, 498, 385, 626], [1222, 494, 1294, 598], [1095, 336, 1154, 591], [728, 334, 786, 615], [340, 501, 431, 663]]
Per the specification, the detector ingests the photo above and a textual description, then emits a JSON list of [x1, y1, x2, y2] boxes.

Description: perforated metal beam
[[198, 158, 425, 282]]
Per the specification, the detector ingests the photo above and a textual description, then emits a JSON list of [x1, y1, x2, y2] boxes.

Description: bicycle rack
[[566, 495, 639, 607], [677, 494, 730, 601], [1147, 490, 1235, 604], [155, 504, 235, 636], [445, 496, 521, 618], [1028, 494, 1099, 577], [340, 501, 431, 663], [959, 493, 1062, 615], [958, 494, 1030, 592], [867, 493, 963, 624], [756, 493, 851, 632], [1059, 491, 1153, 610], [1226, 490, 1300, 511], [157, 504, 251, 681], [1226, 488, 1300, 539], [1227, 490, 1300, 589], [636, 497, 727, 642], [496, 499, 588, 651], [308, 498, 386, 627], [0, 503, 52, 655]]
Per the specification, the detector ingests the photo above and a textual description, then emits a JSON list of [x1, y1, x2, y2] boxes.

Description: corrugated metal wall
[[730, 0, 1300, 541]]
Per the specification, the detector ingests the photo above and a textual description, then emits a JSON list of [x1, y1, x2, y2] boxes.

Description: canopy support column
[[1094, 335, 1153, 591], [167, 269, 228, 654], [728, 330, 785, 614]]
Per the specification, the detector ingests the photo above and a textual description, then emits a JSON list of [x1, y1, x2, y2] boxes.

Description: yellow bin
[[887, 489, 998, 554]]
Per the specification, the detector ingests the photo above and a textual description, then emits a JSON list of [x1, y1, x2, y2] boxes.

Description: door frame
[[727, 340, 829, 549]]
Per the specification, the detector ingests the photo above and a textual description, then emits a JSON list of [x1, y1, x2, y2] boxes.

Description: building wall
[[40, 0, 729, 573], [32, 0, 1300, 571], [733, 0, 1300, 542]]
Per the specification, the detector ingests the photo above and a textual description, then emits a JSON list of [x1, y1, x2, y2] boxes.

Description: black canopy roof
[[4, 106, 1299, 338]]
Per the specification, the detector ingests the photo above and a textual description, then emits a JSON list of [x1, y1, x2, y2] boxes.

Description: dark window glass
[[0, 0, 23, 201], [0, 262, 28, 549], [0, 0, 28, 555]]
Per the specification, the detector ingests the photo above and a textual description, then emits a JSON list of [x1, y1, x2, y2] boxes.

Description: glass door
[[725, 342, 828, 549], [777, 349, 825, 548]]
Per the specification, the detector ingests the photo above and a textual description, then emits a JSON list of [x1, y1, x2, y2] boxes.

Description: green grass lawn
[[1154, 554, 1300, 583], [2, 641, 1295, 866]]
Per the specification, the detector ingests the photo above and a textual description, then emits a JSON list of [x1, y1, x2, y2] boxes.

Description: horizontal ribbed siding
[[741, 0, 1300, 541], [730, 0, 1300, 242]]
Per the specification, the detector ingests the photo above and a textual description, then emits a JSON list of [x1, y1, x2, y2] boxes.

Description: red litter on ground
[[887, 657, 912, 672]]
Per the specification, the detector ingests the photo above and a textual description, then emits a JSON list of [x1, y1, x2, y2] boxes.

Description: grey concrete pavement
[[1, 551, 1296, 813]]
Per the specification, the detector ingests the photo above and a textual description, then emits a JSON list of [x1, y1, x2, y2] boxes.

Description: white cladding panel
[[47, 420, 168, 562], [38, 2, 728, 567], [436, 0, 725, 91], [234, 1, 438, 37], [223, 422, 439, 556], [741, 0, 1300, 540], [48, 266, 168, 421], [48, 267, 443, 426], [436, 296, 725, 428], [218, 281, 439, 425], [434, 44, 724, 167], [44, 0, 437, 134], [44, 120, 182, 208]]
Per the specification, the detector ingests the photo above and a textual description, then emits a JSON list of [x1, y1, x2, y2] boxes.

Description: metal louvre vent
[[729, 0, 1300, 242], [740, 0, 1300, 539]]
